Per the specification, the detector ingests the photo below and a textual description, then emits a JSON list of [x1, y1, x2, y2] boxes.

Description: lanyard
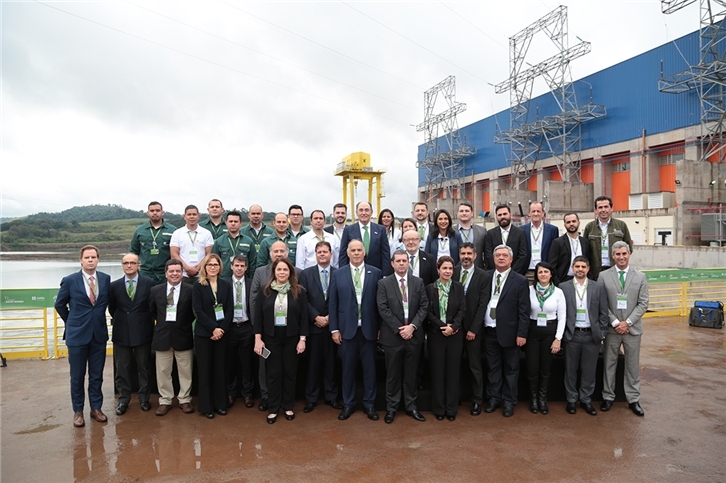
[[570, 236, 580, 255], [574, 279, 587, 304], [531, 226, 542, 243], [187, 231, 198, 245], [438, 237, 448, 251], [149, 226, 162, 246], [460, 227, 471, 242], [228, 235, 241, 254]]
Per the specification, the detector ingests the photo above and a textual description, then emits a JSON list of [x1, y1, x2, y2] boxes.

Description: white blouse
[[528, 286, 567, 340]]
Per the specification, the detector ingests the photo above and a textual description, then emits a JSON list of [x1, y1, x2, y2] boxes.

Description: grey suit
[[598, 266, 649, 403], [561, 279, 609, 404]]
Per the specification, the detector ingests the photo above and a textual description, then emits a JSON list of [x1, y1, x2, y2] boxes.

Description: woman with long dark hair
[[378, 208, 401, 258], [425, 209, 459, 265]]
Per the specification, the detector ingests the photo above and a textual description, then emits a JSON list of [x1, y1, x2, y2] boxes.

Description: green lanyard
[[228, 235, 241, 255]]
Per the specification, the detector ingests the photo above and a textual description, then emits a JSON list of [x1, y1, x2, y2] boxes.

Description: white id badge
[[234, 308, 244, 319], [403, 302, 409, 322], [537, 312, 547, 327], [275, 310, 287, 326], [576, 308, 587, 322], [489, 295, 500, 319], [617, 295, 627, 310], [189, 249, 199, 263], [166, 305, 177, 322], [214, 305, 225, 321]]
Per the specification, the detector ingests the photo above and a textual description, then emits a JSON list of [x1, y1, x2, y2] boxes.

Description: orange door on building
[[611, 170, 630, 211]]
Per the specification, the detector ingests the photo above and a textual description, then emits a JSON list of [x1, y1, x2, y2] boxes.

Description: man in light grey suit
[[456, 202, 486, 269], [598, 241, 649, 416], [561, 256, 609, 416]]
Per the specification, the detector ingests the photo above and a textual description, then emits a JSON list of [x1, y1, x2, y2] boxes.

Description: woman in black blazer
[[254, 258, 309, 424], [425, 255, 466, 420], [424, 209, 460, 265], [193, 253, 233, 419]]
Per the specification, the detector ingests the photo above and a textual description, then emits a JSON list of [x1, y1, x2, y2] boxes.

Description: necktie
[[322, 269, 329, 293], [618, 270, 626, 289], [461, 269, 469, 285], [494, 273, 502, 295], [167, 286, 175, 305], [88, 276, 96, 305], [418, 225, 425, 240], [354, 268, 362, 319], [408, 255, 415, 276], [362, 225, 370, 253], [236, 281, 242, 304], [400, 277, 408, 325], [127, 279, 135, 300]]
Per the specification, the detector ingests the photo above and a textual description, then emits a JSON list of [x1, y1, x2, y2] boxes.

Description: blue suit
[[329, 263, 382, 409], [55, 270, 111, 412], [424, 233, 461, 266], [339, 222, 392, 275], [521, 222, 559, 271]]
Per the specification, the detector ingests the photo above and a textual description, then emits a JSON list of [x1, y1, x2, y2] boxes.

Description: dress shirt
[[573, 279, 590, 328], [458, 224, 474, 244], [232, 276, 248, 322], [566, 235, 582, 276], [350, 262, 366, 326], [484, 269, 510, 328], [417, 222, 430, 249], [436, 235, 451, 259], [611, 266, 632, 327], [500, 227, 511, 244], [406, 251, 420, 278], [528, 286, 567, 340], [459, 265, 474, 294], [599, 219, 611, 266], [296, 230, 339, 270], [166, 282, 181, 306], [528, 224, 543, 269], [124, 274, 139, 298], [318, 265, 331, 296], [82, 271, 98, 301]]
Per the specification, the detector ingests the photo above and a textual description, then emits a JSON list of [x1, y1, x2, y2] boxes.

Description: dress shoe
[[180, 403, 194, 414], [338, 407, 355, 420], [406, 410, 426, 422], [600, 400, 613, 412], [285, 411, 295, 421], [267, 414, 277, 424], [484, 401, 500, 413], [538, 399, 549, 415], [529, 399, 539, 414], [73, 412, 85, 428], [629, 401, 645, 416], [115, 403, 128, 416], [228, 395, 236, 407], [435, 415, 445, 421], [258, 399, 268, 411], [384, 411, 395, 424], [139, 401, 151, 412], [244, 396, 254, 408], [204, 412, 214, 419], [581, 402, 597, 416], [156, 404, 171, 416], [446, 415, 456, 421], [215, 409, 227, 416], [471, 403, 481, 416], [324, 400, 344, 410], [566, 402, 577, 414], [90, 409, 108, 423], [503, 406, 514, 418], [363, 407, 379, 421], [303, 402, 317, 413]]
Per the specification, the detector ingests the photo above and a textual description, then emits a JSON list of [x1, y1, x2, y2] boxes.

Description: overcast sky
[[1, 0, 700, 220]]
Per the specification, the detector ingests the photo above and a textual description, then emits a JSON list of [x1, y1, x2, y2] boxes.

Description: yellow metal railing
[[51, 312, 114, 359], [0, 308, 50, 359], [643, 280, 726, 318]]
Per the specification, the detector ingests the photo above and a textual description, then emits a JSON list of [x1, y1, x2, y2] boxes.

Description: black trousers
[[428, 330, 464, 416], [114, 342, 152, 404], [462, 335, 484, 405], [264, 327, 300, 414], [383, 340, 422, 412], [195, 335, 228, 414], [225, 322, 255, 398], [305, 331, 338, 404], [483, 327, 520, 407], [525, 320, 557, 391]]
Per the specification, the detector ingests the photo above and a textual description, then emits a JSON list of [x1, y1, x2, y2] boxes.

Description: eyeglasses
[[206, 263, 220, 268]]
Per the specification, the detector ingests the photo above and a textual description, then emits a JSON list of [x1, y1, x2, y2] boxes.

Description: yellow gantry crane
[[334, 152, 386, 216]]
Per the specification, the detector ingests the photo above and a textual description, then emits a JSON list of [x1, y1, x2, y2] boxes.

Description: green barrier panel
[[0, 288, 59, 309], [643, 268, 726, 284]]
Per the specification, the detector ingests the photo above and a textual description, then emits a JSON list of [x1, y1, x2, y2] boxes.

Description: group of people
[[55, 195, 648, 428]]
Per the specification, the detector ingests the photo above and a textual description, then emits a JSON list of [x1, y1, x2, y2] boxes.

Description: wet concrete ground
[[1, 316, 724, 483]]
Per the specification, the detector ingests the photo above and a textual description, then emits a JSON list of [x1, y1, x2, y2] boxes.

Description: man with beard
[[324, 203, 348, 241], [483, 204, 527, 274], [548, 213, 593, 283]]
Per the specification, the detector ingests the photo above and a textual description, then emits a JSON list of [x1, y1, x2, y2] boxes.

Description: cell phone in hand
[[261, 347, 271, 359]]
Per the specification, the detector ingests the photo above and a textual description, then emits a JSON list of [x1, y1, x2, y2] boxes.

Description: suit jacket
[[456, 224, 487, 269], [299, 265, 335, 335], [424, 232, 460, 266], [483, 225, 528, 274], [55, 270, 111, 347], [521, 222, 559, 271], [225, 275, 252, 321], [548, 233, 594, 283], [108, 275, 154, 347], [424, 281, 466, 334], [192, 279, 233, 337], [453, 265, 488, 334], [561, 279, 609, 344], [329, 264, 382, 341], [481, 269, 530, 347], [254, 288, 309, 338], [376, 274, 428, 346], [339, 222, 392, 275], [582, 217, 634, 279], [149, 282, 194, 352], [250, 263, 302, 328], [598, 266, 649, 336], [408, 249, 438, 286]]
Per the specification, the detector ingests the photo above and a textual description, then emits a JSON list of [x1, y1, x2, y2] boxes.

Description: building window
[[613, 162, 630, 172], [659, 152, 684, 165]]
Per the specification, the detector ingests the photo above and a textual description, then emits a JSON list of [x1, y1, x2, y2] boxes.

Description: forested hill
[[26, 204, 145, 222]]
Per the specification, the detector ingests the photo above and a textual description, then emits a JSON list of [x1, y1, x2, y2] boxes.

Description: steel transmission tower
[[416, 76, 476, 201], [494, 6, 606, 188], [660, 0, 726, 163]]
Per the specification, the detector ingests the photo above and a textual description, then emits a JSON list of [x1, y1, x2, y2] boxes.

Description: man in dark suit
[[599, 241, 649, 416], [55, 245, 111, 428], [521, 202, 560, 283], [330, 239, 383, 421], [548, 213, 593, 283], [413, 202, 435, 250], [299, 241, 343, 413], [456, 202, 487, 269], [108, 253, 154, 415], [481, 244, 530, 417], [401, 230, 437, 286], [339, 201, 391, 275], [377, 250, 429, 424], [149, 259, 195, 416], [483, 204, 528, 275], [453, 242, 489, 415], [561, 256, 609, 416], [225, 254, 254, 409]]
